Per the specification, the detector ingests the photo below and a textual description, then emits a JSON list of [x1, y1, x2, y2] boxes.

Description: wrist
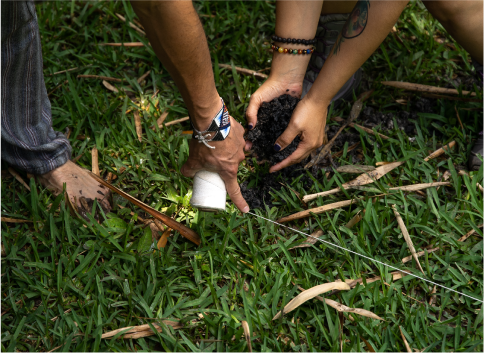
[[190, 96, 223, 131]]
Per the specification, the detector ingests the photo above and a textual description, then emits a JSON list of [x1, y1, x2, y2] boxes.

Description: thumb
[[245, 94, 261, 130], [273, 122, 300, 152]]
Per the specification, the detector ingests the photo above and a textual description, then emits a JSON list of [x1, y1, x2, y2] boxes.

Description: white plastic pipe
[[190, 170, 226, 212]]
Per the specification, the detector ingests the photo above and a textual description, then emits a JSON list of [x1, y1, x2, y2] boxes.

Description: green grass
[[1, 0, 483, 351]]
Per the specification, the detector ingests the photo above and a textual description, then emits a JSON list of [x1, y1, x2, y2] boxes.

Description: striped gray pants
[[1, 1, 71, 175]]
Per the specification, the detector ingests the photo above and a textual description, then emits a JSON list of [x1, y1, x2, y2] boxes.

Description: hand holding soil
[[181, 116, 250, 213], [270, 98, 327, 173]]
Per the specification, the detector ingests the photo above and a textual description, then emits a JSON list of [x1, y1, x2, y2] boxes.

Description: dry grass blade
[[101, 321, 182, 339], [278, 199, 358, 223], [88, 172, 201, 245], [458, 169, 484, 192], [1, 217, 33, 223], [137, 70, 151, 84], [218, 63, 268, 79], [337, 270, 408, 288], [454, 106, 464, 130], [429, 285, 437, 306], [164, 116, 189, 127], [389, 182, 450, 192], [157, 228, 171, 249], [306, 97, 364, 169], [99, 42, 145, 47], [8, 167, 30, 191], [46, 64, 92, 76], [115, 13, 146, 36], [381, 81, 476, 97], [289, 230, 323, 250], [331, 117, 390, 140], [401, 247, 439, 264], [102, 80, 119, 93], [458, 224, 483, 242], [344, 210, 363, 229], [399, 326, 413, 352], [272, 282, 350, 320], [1, 169, 13, 179], [91, 147, 100, 176], [153, 101, 174, 129], [77, 75, 122, 82], [302, 161, 403, 203], [134, 111, 142, 142], [392, 205, 425, 275], [241, 321, 252, 352], [360, 336, 376, 352], [332, 142, 360, 158], [421, 92, 482, 102], [424, 141, 455, 161], [336, 165, 376, 173]]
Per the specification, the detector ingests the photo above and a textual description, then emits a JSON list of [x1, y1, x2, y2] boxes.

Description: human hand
[[269, 98, 328, 173], [181, 116, 250, 213], [245, 77, 303, 133]]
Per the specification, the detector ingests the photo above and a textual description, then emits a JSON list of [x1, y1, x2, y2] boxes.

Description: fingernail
[[242, 206, 250, 213], [248, 124, 253, 130], [274, 144, 281, 151]]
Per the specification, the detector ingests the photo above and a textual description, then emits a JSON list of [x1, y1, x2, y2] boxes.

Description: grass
[[1, 0, 483, 351]]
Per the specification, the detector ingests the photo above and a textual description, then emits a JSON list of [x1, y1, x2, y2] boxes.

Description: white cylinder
[[190, 170, 226, 212]]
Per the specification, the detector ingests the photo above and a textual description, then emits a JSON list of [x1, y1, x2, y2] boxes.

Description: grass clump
[[1, 1, 482, 351]]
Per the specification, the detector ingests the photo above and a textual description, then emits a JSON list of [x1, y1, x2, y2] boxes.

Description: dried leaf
[[331, 117, 390, 140], [278, 199, 358, 223], [8, 167, 30, 191], [336, 165, 376, 173], [153, 101, 174, 129], [157, 228, 171, 249], [218, 63, 268, 79], [91, 147, 100, 176], [458, 224, 483, 242], [115, 13, 146, 36], [289, 230, 323, 250], [101, 321, 182, 339], [323, 298, 384, 321], [381, 81, 476, 97], [88, 172, 200, 245], [360, 336, 376, 352], [337, 270, 408, 289], [1, 217, 33, 223], [241, 321, 252, 352], [392, 205, 425, 275], [399, 326, 413, 352], [423, 141, 455, 162], [344, 211, 363, 229], [77, 75, 122, 82], [99, 42, 145, 47], [401, 247, 439, 264], [272, 282, 350, 320], [302, 161, 403, 202], [429, 285, 437, 306], [102, 80, 119, 93], [165, 116, 189, 127], [137, 70, 151, 84], [134, 111, 142, 142]]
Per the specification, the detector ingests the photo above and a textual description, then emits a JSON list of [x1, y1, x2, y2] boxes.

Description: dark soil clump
[[242, 95, 315, 209]]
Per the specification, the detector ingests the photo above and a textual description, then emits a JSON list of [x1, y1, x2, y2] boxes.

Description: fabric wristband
[[190, 98, 230, 149]]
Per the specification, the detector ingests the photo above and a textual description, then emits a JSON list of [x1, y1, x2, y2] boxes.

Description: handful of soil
[[245, 94, 301, 165], [242, 94, 315, 209]]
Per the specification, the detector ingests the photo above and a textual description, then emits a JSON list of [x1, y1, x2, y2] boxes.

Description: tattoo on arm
[[332, 0, 370, 55]]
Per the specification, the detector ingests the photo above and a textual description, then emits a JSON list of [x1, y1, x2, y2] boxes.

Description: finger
[[244, 140, 252, 151], [269, 145, 310, 173], [245, 94, 261, 130], [181, 160, 203, 178], [273, 121, 300, 153], [220, 173, 249, 213]]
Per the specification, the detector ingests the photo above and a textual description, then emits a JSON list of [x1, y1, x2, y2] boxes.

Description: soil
[[241, 91, 478, 209]]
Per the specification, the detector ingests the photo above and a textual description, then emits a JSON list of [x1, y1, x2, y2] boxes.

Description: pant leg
[[1, 0, 71, 175]]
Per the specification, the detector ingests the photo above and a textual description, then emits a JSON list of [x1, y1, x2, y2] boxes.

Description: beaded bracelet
[[272, 35, 317, 45], [271, 43, 314, 55]]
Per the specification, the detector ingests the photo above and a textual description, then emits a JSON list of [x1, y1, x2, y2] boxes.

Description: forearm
[[306, 0, 409, 104], [131, 1, 220, 129], [271, 1, 323, 85]]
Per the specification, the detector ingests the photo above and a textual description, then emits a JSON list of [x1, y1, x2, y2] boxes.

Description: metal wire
[[246, 211, 483, 303]]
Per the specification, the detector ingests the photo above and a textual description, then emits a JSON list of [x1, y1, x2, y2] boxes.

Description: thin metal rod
[[247, 211, 483, 303]]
